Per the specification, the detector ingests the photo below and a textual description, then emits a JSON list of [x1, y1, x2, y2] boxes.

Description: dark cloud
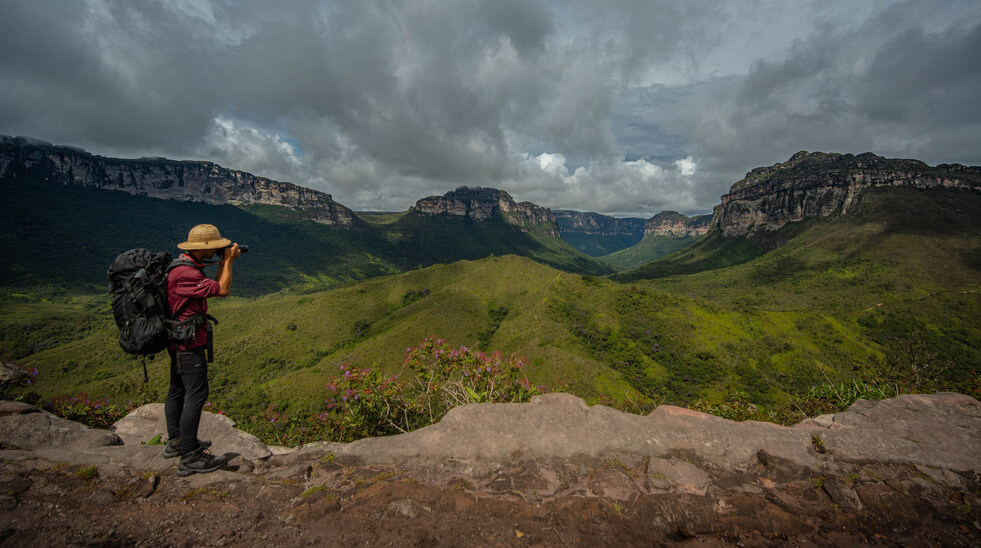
[[667, 1, 981, 184], [0, 0, 978, 215]]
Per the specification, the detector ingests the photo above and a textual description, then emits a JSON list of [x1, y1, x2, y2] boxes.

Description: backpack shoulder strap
[[166, 256, 203, 275], [164, 256, 205, 321]]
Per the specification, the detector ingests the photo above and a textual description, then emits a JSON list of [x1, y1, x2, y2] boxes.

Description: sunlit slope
[[4, 257, 636, 413], [620, 187, 981, 376], [7, 252, 898, 418]]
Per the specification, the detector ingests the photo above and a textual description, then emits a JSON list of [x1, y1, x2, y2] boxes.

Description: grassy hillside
[[618, 186, 981, 379], [1, 257, 636, 416], [600, 234, 703, 270]]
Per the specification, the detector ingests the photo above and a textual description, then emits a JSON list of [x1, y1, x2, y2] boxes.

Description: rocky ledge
[[644, 211, 712, 238], [713, 151, 981, 236], [554, 210, 646, 238], [1, 393, 978, 545], [412, 186, 560, 237], [0, 136, 363, 228]]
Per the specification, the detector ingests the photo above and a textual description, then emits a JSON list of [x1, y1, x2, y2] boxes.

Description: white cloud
[[674, 156, 696, 176], [200, 117, 301, 184], [535, 152, 569, 176]]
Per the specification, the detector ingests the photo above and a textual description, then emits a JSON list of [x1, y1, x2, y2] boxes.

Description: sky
[[2, 0, 980, 217]]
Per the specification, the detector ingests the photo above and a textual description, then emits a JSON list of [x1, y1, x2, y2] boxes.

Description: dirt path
[[2, 450, 978, 546]]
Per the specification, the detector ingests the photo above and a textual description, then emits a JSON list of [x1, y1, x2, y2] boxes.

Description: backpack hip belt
[[169, 313, 219, 365]]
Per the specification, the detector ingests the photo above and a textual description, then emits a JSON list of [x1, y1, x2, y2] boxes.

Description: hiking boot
[[177, 450, 227, 477], [162, 437, 212, 459]]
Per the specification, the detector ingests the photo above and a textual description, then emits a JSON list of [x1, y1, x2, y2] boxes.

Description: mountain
[[413, 186, 560, 237], [714, 150, 980, 236], [600, 211, 711, 270], [0, 178, 401, 296], [0, 135, 362, 228], [357, 186, 613, 275], [553, 211, 646, 256], [620, 151, 981, 281], [643, 211, 712, 238], [0, 139, 611, 294]]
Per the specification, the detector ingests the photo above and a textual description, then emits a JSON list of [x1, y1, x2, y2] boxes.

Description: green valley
[[1, 148, 978, 445], [4, 186, 978, 429]]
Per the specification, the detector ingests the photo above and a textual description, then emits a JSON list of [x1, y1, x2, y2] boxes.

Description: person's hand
[[223, 243, 242, 262]]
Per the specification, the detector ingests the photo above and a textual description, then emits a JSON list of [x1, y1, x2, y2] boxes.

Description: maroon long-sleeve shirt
[[167, 254, 221, 351]]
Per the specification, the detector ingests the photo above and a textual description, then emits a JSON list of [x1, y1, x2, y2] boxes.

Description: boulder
[[0, 401, 37, 416], [0, 402, 121, 450], [0, 364, 27, 385], [112, 403, 272, 461]]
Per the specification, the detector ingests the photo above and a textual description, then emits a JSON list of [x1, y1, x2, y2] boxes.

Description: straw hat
[[177, 224, 232, 250]]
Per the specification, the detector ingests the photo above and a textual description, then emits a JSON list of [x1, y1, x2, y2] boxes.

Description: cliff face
[[412, 186, 560, 237], [714, 151, 981, 236], [554, 210, 646, 238], [644, 211, 712, 238], [0, 136, 362, 228]]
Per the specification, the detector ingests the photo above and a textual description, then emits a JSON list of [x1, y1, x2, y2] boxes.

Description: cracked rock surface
[[1, 392, 978, 546]]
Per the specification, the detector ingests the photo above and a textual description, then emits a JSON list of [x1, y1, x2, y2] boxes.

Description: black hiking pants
[[164, 348, 209, 457]]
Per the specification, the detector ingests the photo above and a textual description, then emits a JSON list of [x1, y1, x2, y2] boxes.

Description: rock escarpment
[[554, 210, 646, 238], [412, 186, 561, 237], [713, 151, 981, 236], [1, 393, 978, 545], [0, 136, 362, 228], [643, 211, 712, 238]]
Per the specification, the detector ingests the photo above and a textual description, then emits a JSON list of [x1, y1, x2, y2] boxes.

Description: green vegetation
[[600, 234, 703, 270], [209, 338, 544, 445], [1, 185, 977, 445], [74, 466, 99, 480], [559, 232, 644, 257]]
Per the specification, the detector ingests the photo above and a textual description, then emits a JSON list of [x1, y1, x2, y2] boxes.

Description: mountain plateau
[[713, 151, 981, 236], [0, 136, 362, 228]]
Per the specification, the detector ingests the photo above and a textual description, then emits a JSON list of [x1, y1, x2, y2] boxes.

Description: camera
[[216, 244, 248, 257]]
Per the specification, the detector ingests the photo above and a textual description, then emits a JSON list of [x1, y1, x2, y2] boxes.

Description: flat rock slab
[[0, 405, 121, 450], [800, 393, 981, 472], [112, 403, 272, 461], [332, 393, 819, 474]]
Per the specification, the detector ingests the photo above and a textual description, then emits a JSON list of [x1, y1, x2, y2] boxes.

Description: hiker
[[163, 224, 241, 476]]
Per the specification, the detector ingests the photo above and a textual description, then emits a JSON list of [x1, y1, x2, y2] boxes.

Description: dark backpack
[[107, 249, 207, 379]]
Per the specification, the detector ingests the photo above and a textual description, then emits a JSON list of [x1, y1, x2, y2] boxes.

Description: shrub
[[236, 337, 546, 445], [44, 393, 136, 429]]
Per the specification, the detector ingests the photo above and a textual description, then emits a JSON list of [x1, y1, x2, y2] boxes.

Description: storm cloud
[[1, 0, 979, 216]]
